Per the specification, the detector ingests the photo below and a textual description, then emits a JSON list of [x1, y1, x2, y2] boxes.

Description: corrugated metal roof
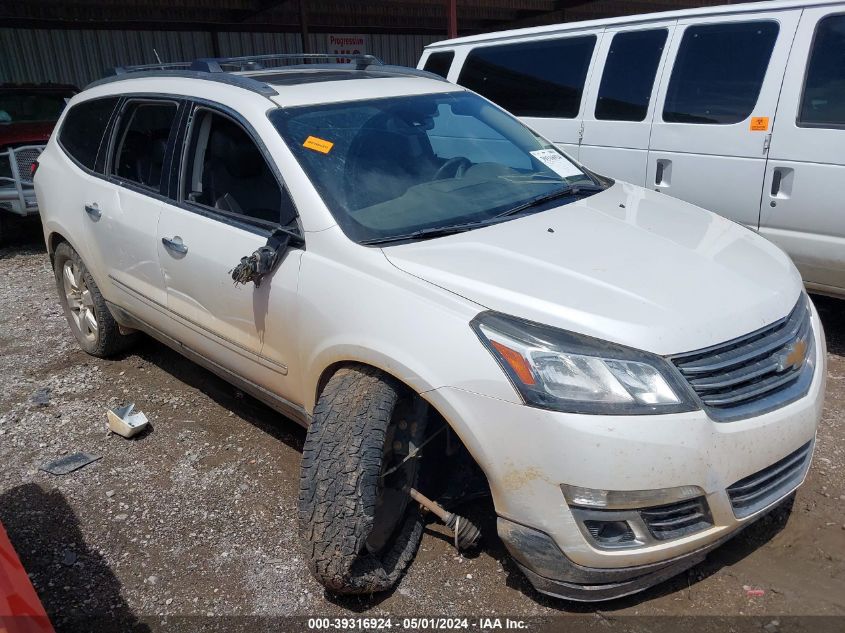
[[0, 29, 440, 87]]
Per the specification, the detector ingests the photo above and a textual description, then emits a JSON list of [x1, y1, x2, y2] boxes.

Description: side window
[[112, 101, 178, 191], [595, 29, 668, 122], [182, 109, 294, 226], [59, 97, 119, 171], [663, 21, 779, 124], [457, 36, 597, 118], [423, 51, 455, 79], [799, 14, 845, 129]]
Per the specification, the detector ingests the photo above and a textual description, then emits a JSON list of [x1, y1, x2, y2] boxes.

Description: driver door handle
[[162, 236, 188, 255], [84, 204, 101, 220]]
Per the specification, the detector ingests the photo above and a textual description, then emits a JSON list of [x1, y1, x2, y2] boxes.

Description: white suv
[[34, 54, 825, 602]]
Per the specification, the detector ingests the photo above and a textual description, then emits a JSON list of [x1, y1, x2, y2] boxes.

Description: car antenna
[[153, 48, 163, 64]]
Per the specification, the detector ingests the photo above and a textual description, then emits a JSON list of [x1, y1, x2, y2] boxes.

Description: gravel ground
[[0, 225, 843, 631]]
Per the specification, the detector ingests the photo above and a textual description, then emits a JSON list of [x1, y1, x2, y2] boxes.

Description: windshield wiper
[[495, 183, 606, 219], [360, 220, 493, 246], [360, 183, 607, 246]]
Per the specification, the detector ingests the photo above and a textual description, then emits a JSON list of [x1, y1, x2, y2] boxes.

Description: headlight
[[471, 312, 698, 415]]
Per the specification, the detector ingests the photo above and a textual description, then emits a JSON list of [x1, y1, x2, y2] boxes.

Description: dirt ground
[[0, 224, 843, 632]]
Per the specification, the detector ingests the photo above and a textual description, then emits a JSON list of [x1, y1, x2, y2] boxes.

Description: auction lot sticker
[[529, 149, 582, 178]]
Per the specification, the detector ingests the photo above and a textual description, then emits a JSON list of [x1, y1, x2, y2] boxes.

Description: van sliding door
[[455, 30, 604, 159], [646, 10, 800, 229], [579, 22, 675, 186]]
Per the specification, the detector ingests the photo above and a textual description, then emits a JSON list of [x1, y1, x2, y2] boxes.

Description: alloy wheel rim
[[63, 260, 98, 343]]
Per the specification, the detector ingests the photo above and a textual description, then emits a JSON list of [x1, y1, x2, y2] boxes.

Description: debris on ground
[[743, 585, 766, 598], [30, 387, 51, 407], [106, 403, 149, 438], [40, 452, 102, 475]]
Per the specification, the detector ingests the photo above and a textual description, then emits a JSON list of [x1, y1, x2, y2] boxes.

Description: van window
[[663, 21, 779, 124], [423, 52, 455, 79], [457, 36, 597, 118], [799, 14, 845, 128], [59, 97, 119, 171], [596, 29, 668, 122], [182, 109, 295, 226], [112, 101, 178, 191]]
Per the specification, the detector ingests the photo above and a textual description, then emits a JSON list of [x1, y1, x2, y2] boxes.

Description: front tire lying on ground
[[53, 241, 137, 358], [299, 365, 429, 594]]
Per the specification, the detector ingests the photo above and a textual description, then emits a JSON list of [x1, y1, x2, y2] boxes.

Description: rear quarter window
[[423, 51, 455, 79], [457, 36, 597, 118], [59, 97, 120, 171]]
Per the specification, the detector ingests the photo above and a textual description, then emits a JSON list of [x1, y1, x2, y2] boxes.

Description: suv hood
[[383, 182, 803, 355]]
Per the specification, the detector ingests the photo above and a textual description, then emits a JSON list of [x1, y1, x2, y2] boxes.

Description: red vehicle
[[0, 520, 54, 633], [0, 84, 77, 243]]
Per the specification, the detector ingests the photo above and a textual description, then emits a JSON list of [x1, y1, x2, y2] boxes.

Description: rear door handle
[[771, 169, 783, 196], [84, 204, 101, 220], [161, 236, 188, 255], [655, 159, 671, 188]]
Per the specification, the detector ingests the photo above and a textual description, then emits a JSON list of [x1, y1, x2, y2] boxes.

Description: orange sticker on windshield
[[303, 135, 334, 154], [750, 116, 769, 131]]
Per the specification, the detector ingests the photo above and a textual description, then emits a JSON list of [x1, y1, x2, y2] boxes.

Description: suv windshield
[[270, 91, 598, 244], [0, 91, 73, 124]]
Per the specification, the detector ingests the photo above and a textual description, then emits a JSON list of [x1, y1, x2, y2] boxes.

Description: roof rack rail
[[88, 69, 279, 97], [190, 53, 383, 72], [109, 62, 194, 76]]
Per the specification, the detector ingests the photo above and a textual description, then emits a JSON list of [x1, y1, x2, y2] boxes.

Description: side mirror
[[230, 227, 303, 287]]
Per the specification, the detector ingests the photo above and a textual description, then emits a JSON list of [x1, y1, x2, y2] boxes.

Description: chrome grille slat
[[726, 449, 808, 496], [639, 497, 712, 541], [727, 442, 812, 518], [729, 463, 805, 506], [642, 512, 707, 530], [676, 306, 804, 375], [671, 295, 813, 421], [700, 370, 802, 406], [689, 357, 781, 391]]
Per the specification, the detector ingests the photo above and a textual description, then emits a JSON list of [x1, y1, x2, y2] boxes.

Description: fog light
[[583, 520, 636, 545], [561, 484, 704, 510]]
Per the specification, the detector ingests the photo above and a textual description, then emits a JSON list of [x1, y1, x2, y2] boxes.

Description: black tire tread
[[299, 365, 423, 594], [53, 241, 138, 358]]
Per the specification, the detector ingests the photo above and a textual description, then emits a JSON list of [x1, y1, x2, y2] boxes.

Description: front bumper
[[424, 304, 826, 601]]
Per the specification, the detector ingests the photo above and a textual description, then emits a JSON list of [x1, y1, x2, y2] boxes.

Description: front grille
[[671, 295, 813, 421], [12, 147, 42, 185], [639, 497, 712, 541], [727, 441, 812, 518]]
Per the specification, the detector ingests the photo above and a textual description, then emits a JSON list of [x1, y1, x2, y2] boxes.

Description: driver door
[[157, 103, 302, 399]]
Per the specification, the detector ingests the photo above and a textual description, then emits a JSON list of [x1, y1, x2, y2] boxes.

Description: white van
[[418, 0, 845, 298]]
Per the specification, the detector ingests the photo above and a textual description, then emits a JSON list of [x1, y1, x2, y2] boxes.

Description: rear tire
[[299, 366, 427, 594], [53, 241, 137, 357]]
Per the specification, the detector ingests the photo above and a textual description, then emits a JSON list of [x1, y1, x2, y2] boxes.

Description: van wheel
[[299, 366, 428, 594], [53, 242, 137, 358]]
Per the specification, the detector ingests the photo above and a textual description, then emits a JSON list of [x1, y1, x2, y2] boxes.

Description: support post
[[299, 0, 310, 54], [446, 0, 457, 39]]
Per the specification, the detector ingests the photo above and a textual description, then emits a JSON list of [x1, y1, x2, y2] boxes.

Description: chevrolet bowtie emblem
[[776, 338, 807, 373]]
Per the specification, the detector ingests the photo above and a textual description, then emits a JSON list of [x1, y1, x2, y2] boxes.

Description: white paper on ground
[[529, 149, 582, 179]]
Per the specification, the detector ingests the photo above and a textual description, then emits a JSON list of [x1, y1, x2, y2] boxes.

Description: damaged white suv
[[34, 54, 825, 602]]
